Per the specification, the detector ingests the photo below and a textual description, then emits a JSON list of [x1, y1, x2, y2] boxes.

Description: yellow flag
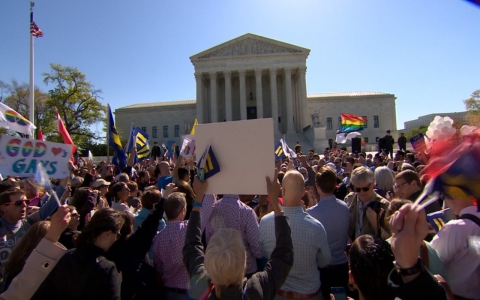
[[190, 118, 198, 135]]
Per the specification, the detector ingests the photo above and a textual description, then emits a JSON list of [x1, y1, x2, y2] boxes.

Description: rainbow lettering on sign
[[5, 110, 30, 126], [4, 139, 58, 175], [6, 139, 47, 158]]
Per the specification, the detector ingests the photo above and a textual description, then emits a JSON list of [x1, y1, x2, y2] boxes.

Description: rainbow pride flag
[[337, 113, 367, 133]]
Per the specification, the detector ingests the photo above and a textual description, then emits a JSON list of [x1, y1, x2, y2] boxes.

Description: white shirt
[[430, 206, 480, 299]]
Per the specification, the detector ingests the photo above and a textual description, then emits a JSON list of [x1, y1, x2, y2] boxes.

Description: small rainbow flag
[[338, 113, 367, 134]]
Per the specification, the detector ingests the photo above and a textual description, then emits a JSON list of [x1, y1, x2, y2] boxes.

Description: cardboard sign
[[0, 135, 72, 179], [410, 133, 427, 153], [195, 118, 275, 195], [180, 135, 196, 157]]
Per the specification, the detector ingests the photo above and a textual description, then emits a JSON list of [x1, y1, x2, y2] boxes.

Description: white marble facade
[[115, 33, 397, 151]]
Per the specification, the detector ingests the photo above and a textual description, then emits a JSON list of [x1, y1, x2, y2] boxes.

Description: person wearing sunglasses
[[58, 206, 81, 249], [345, 166, 390, 244], [32, 209, 124, 300], [0, 190, 32, 291]]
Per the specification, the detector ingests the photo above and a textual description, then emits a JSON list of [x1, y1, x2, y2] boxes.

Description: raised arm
[[1, 206, 70, 300], [247, 169, 293, 299], [182, 179, 208, 278], [388, 204, 448, 300], [173, 155, 184, 181]]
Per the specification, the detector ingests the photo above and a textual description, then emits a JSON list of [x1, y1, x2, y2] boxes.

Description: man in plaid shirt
[[153, 192, 189, 299], [203, 194, 263, 276]]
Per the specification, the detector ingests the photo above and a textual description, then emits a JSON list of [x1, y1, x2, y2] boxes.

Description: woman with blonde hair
[[184, 173, 293, 299], [374, 166, 395, 200], [3, 221, 51, 289]]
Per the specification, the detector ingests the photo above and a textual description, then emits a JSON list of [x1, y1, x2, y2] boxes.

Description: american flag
[[30, 12, 43, 37]]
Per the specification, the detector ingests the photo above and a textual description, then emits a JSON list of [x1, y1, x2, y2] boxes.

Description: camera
[[367, 201, 382, 212]]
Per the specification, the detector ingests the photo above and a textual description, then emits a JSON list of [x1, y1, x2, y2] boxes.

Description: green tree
[[464, 89, 480, 125], [42, 63, 106, 145], [405, 125, 428, 140], [0, 79, 52, 137]]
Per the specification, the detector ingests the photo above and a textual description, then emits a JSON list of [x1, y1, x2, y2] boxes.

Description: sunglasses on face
[[4, 199, 30, 207], [354, 185, 371, 193]]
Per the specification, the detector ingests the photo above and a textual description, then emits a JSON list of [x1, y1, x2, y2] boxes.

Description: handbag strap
[[419, 241, 430, 270], [433, 275, 456, 300], [460, 214, 480, 228]]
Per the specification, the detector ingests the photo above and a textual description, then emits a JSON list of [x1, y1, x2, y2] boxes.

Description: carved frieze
[[198, 38, 301, 59]]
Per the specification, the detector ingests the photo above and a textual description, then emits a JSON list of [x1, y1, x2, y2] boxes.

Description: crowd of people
[[0, 137, 478, 300]]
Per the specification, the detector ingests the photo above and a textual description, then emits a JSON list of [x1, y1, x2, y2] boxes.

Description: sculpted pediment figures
[[197, 37, 303, 59]]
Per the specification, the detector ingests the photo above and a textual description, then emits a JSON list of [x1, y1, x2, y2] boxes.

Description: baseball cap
[[93, 179, 110, 189]]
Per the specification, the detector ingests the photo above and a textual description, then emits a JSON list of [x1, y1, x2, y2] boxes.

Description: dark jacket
[[398, 136, 407, 147], [408, 190, 441, 215], [105, 199, 165, 300], [388, 267, 447, 300], [150, 145, 161, 158], [346, 192, 390, 241], [384, 135, 394, 148], [32, 244, 121, 300], [58, 228, 80, 250], [183, 210, 294, 300]]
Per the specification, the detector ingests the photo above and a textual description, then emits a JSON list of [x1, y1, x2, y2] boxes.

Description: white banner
[[0, 135, 72, 179]]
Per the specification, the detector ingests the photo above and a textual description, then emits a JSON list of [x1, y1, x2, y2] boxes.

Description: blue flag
[[108, 105, 126, 169], [274, 140, 284, 160], [133, 127, 150, 161], [427, 209, 450, 233], [197, 145, 220, 180]]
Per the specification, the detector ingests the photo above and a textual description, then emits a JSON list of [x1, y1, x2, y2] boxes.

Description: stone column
[[254, 68, 263, 119], [298, 66, 309, 129], [224, 71, 232, 121], [284, 68, 294, 133], [209, 72, 217, 123], [239, 70, 247, 120], [269, 69, 279, 134], [195, 72, 203, 123]]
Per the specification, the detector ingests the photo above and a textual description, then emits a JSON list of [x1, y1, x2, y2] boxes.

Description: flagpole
[[106, 105, 110, 163], [28, 2, 35, 139]]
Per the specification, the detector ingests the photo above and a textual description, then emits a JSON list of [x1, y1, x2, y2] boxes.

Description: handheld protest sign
[[0, 135, 72, 179], [410, 133, 427, 153], [195, 118, 275, 195]]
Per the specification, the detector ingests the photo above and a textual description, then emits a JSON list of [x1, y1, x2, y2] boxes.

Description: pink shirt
[[203, 195, 262, 274], [153, 220, 189, 290]]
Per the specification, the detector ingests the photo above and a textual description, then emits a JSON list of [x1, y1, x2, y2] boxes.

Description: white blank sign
[[195, 118, 275, 195]]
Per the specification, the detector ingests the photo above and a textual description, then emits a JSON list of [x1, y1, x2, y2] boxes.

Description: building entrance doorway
[[247, 106, 257, 119]]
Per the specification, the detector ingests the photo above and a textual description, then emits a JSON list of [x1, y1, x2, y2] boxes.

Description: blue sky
[[1, 0, 479, 130]]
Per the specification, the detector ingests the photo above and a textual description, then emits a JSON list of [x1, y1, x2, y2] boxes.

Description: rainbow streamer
[[337, 113, 367, 133]]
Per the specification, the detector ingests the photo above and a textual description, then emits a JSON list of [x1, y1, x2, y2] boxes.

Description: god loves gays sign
[[0, 135, 72, 179]]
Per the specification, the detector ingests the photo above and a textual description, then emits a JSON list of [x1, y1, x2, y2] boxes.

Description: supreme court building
[[115, 33, 397, 151]]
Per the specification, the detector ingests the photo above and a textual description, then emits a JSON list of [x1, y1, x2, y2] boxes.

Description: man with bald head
[[260, 170, 331, 300], [156, 161, 173, 190]]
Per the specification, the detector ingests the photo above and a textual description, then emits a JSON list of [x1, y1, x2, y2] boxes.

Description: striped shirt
[[259, 206, 331, 294]]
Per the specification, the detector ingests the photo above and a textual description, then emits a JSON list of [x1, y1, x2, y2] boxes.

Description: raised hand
[[45, 205, 71, 243], [193, 178, 208, 203], [390, 204, 428, 269], [164, 183, 176, 198], [265, 168, 282, 214]]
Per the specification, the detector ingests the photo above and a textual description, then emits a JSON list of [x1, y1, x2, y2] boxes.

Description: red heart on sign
[[51, 147, 62, 156]]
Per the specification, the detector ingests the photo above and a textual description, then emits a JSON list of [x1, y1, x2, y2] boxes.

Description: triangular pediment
[[190, 33, 310, 60]]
